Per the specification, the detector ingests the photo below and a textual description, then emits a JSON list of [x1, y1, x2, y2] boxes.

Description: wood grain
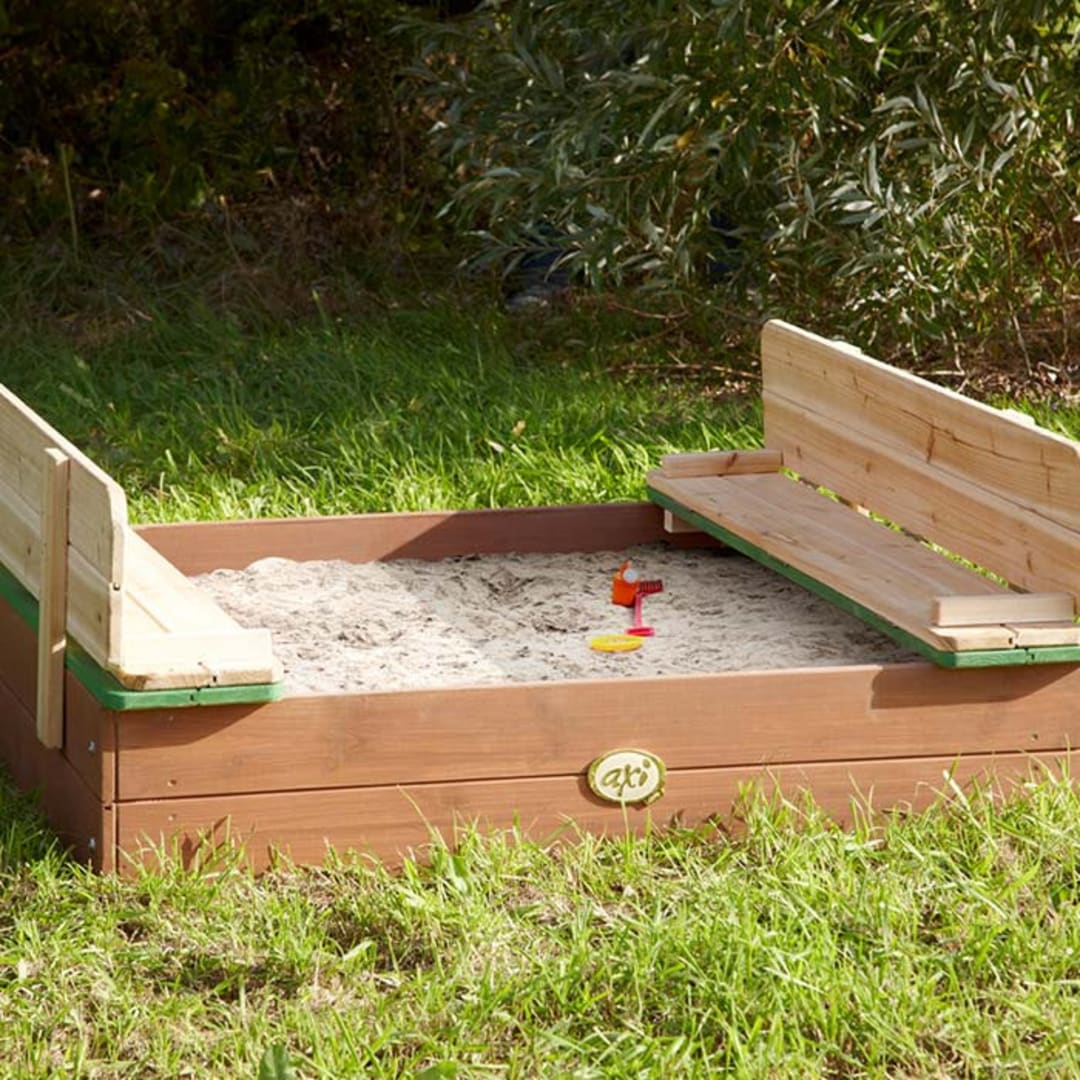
[[660, 449, 783, 478], [932, 593, 1075, 628], [137, 503, 723, 575], [116, 749, 1076, 872], [662, 510, 702, 535], [64, 673, 116, 804], [112, 662, 1080, 800], [36, 449, 70, 748], [761, 320, 1080, 535], [647, 469, 1006, 651], [764, 392, 1080, 596], [0, 583, 39, 714], [0, 672, 113, 870], [0, 385, 127, 669]]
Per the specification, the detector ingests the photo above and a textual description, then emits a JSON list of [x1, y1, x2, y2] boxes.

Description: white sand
[[192, 544, 915, 695]]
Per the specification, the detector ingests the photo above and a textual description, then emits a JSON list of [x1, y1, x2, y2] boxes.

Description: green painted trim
[[648, 485, 1080, 670], [0, 561, 284, 711]]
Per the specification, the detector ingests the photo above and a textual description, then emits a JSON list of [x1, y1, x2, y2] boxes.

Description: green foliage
[[410, 0, 1080, 366], [0, 0, 431, 234]]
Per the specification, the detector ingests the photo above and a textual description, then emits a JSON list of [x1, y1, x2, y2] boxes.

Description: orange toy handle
[[611, 561, 639, 607]]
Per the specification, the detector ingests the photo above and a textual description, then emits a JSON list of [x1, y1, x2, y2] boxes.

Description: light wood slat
[[118, 629, 279, 690], [1007, 622, 1080, 647], [663, 510, 702, 534], [0, 387, 126, 578], [932, 593, 1074, 628], [648, 470, 1006, 652], [36, 450, 70, 748], [122, 530, 251, 635], [761, 320, 1080, 534], [927, 625, 1017, 650], [763, 393, 1080, 596], [660, 449, 783, 478], [114, 528, 279, 689], [2, 383, 279, 692], [0, 473, 114, 667], [1, 387, 127, 668]]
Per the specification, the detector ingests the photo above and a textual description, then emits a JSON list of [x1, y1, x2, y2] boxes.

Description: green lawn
[[3, 267, 1080, 1076], [3, 771, 1080, 1077], [2, 289, 758, 524]]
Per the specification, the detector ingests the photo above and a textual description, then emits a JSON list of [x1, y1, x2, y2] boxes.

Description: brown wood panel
[[116, 749, 1076, 871], [761, 320, 1080, 534], [0, 674, 112, 870], [113, 662, 1080, 800], [137, 503, 722, 575], [764, 393, 1080, 596], [0, 588, 38, 715], [0, 591, 115, 800], [64, 674, 116, 803]]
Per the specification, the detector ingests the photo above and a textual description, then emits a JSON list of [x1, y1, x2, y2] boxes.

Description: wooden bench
[[647, 320, 1080, 668], [0, 384, 280, 747]]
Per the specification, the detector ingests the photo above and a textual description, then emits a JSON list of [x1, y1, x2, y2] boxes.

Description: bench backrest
[[761, 320, 1080, 597], [0, 385, 128, 668]]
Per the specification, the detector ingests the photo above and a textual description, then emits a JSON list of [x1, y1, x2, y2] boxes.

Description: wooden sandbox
[[3, 323, 1080, 873]]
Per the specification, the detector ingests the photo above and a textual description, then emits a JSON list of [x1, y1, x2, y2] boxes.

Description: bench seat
[[648, 321, 1080, 668]]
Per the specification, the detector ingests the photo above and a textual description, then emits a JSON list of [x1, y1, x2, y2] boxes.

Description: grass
[[0, 251, 761, 525], [2, 768, 1080, 1077], [4, 249, 1080, 1075]]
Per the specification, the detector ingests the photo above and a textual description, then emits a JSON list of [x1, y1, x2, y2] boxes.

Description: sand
[[192, 544, 915, 695]]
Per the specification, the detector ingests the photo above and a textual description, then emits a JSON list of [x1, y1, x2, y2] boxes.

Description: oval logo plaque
[[587, 749, 666, 806]]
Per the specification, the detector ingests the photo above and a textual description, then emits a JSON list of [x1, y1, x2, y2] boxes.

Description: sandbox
[[3, 321, 1080, 873], [3, 499, 1078, 874]]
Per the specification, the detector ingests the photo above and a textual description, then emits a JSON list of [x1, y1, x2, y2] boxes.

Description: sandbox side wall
[[110, 659, 1080, 870]]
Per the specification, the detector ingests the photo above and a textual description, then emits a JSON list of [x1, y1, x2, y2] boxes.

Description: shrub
[[409, 0, 1080, 368], [0, 0, 434, 238]]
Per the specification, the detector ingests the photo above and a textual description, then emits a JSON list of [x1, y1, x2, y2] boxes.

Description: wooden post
[[36, 449, 71, 749]]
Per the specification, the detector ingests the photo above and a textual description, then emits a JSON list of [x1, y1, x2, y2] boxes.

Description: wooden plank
[[0, 673, 112, 870], [136, 503, 724, 576], [0, 386, 127, 669], [0, 386, 127, 580], [0, 474, 114, 665], [64, 672, 116, 803], [117, 628, 278, 690], [926, 625, 1017, 651], [660, 449, 783, 479], [648, 469, 1006, 651], [122, 530, 254, 634], [1007, 622, 1080, 648], [663, 510, 702, 534], [933, 593, 1075, 628], [112, 662, 1080, 800], [111, 529, 279, 690], [0, 569, 41, 714], [36, 449, 70, 748], [115, 749, 1076, 872], [764, 392, 1080, 596], [761, 320, 1080, 534]]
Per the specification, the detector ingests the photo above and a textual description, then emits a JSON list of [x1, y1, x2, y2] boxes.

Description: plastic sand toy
[[611, 560, 664, 637]]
